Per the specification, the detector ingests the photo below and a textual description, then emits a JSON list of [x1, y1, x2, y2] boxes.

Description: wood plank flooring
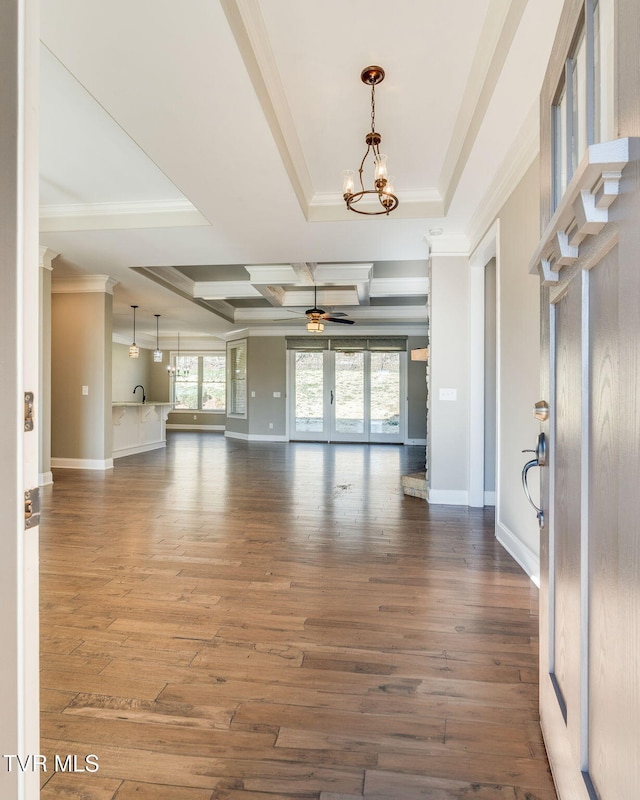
[[39, 433, 556, 799]]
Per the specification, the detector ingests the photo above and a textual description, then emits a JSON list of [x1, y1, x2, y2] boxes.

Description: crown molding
[[39, 246, 58, 270], [52, 274, 118, 295], [307, 189, 444, 222], [425, 234, 471, 256], [40, 199, 209, 232]]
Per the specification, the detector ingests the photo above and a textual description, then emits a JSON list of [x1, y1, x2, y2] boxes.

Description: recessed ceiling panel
[[259, 0, 492, 195]]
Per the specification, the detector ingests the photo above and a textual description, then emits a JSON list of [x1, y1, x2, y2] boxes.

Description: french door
[[289, 348, 405, 443]]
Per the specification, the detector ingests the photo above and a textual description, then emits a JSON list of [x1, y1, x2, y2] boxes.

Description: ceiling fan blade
[[325, 317, 355, 324], [320, 311, 348, 318]]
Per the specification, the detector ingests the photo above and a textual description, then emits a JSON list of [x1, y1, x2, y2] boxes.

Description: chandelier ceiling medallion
[[342, 66, 399, 216]]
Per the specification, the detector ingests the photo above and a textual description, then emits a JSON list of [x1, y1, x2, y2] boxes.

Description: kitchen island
[[112, 402, 172, 459]]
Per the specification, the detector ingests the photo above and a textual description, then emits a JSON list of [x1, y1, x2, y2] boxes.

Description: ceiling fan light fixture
[[342, 66, 399, 216], [307, 319, 325, 333]]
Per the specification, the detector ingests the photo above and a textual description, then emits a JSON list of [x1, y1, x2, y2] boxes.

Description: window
[[551, 0, 615, 211], [172, 353, 225, 411], [227, 339, 247, 418]]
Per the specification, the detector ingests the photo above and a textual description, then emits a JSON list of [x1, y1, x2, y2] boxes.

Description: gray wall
[[52, 291, 112, 461], [407, 335, 428, 441], [484, 259, 497, 492], [428, 255, 470, 497], [112, 342, 170, 402], [248, 337, 287, 436]]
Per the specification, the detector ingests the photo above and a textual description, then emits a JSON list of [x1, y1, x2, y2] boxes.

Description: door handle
[[521, 432, 546, 528], [330, 390, 334, 404]]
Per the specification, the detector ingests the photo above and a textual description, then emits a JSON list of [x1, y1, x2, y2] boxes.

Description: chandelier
[[342, 66, 399, 216], [167, 332, 189, 378]]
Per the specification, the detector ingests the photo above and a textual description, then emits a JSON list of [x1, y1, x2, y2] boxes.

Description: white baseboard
[[496, 519, 540, 586], [51, 457, 114, 471], [167, 424, 225, 432], [426, 488, 469, 505], [405, 438, 427, 445], [113, 442, 166, 459], [225, 431, 249, 440], [39, 471, 54, 486], [225, 431, 287, 442], [484, 491, 496, 506]]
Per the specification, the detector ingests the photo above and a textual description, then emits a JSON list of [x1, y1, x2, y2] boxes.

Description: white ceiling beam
[[314, 263, 373, 284], [244, 264, 299, 284], [369, 277, 429, 297], [194, 281, 262, 299]]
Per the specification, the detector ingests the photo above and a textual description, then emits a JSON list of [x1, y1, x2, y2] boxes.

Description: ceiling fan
[[276, 285, 355, 329], [304, 285, 355, 326]]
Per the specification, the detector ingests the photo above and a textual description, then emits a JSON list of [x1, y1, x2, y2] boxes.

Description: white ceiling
[[39, 0, 564, 348]]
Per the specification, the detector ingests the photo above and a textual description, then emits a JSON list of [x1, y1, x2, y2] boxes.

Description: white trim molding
[[496, 519, 540, 586], [38, 471, 54, 487], [40, 198, 209, 232], [51, 274, 118, 294], [113, 442, 166, 460], [167, 424, 225, 432], [529, 138, 635, 284], [51, 457, 114, 470], [224, 431, 287, 442], [426, 488, 469, 506]]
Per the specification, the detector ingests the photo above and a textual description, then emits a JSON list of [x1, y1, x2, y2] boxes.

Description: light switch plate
[[439, 387, 457, 401], [273, 391, 281, 398], [82, 385, 89, 396]]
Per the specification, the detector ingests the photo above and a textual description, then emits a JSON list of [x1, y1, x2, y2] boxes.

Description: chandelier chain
[[370, 84, 376, 133]]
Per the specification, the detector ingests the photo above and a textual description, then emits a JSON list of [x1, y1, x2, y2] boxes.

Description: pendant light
[[342, 66, 399, 216], [153, 314, 163, 362], [128, 305, 139, 358]]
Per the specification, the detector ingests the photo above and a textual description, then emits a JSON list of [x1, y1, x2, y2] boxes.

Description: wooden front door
[[532, 138, 640, 799]]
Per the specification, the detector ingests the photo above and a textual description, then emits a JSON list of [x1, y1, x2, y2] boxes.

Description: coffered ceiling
[[39, 0, 564, 347]]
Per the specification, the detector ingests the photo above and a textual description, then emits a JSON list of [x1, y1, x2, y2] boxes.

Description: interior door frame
[[0, 0, 41, 797]]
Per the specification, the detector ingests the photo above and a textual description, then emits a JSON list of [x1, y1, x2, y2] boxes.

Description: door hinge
[[24, 391, 34, 431], [25, 487, 40, 529]]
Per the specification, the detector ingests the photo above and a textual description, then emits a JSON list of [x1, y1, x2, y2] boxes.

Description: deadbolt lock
[[534, 400, 550, 422]]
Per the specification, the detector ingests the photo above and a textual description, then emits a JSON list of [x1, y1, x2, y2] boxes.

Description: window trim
[[226, 339, 248, 419]]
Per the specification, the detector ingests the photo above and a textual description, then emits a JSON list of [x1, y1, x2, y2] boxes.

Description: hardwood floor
[[39, 433, 556, 799]]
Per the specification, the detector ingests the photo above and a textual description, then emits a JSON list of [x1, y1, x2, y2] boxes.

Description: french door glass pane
[[295, 351, 324, 432], [370, 352, 400, 434], [553, 86, 567, 209], [203, 355, 225, 410], [571, 32, 587, 174], [334, 351, 364, 434]]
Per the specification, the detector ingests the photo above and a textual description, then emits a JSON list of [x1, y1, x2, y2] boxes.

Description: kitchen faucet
[[133, 385, 146, 403]]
